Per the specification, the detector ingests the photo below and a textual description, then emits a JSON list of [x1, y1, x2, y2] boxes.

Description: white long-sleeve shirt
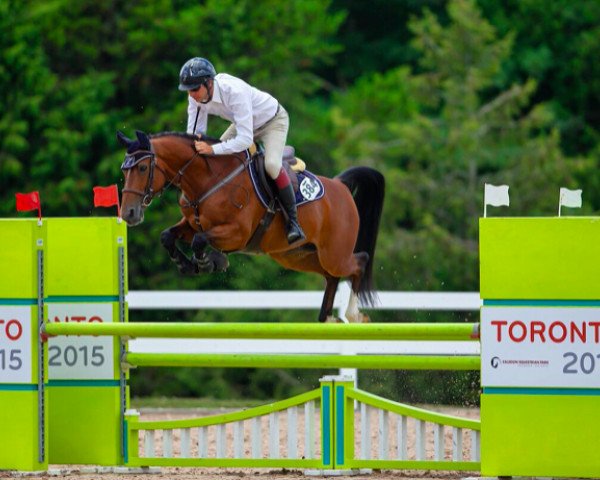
[[186, 73, 279, 155]]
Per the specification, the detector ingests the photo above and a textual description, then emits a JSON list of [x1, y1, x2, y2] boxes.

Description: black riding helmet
[[178, 57, 217, 91]]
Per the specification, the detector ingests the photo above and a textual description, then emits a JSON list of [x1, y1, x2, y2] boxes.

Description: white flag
[[559, 188, 582, 208], [484, 184, 510, 207]]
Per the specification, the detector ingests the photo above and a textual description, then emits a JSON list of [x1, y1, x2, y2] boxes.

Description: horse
[[116, 130, 385, 323]]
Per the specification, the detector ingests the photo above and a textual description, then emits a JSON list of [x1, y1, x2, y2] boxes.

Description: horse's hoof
[[325, 315, 348, 324], [194, 254, 215, 273], [345, 312, 369, 323], [197, 263, 215, 273], [210, 252, 229, 272], [176, 261, 197, 275]]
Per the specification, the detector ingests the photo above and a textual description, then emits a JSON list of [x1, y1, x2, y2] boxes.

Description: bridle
[[121, 147, 197, 207], [121, 148, 164, 207]]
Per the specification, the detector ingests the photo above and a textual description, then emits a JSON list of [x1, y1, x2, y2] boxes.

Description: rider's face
[[188, 84, 209, 103]]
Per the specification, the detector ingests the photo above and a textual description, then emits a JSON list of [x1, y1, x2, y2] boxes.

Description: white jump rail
[[127, 287, 482, 361], [127, 286, 481, 311]]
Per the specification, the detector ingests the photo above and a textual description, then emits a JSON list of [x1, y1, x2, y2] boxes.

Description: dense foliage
[[2, 0, 598, 404]]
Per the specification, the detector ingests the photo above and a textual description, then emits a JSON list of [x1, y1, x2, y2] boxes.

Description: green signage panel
[[0, 219, 47, 471], [0, 390, 47, 471], [480, 217, 600, 300], [480, 217, 600, 478], [481, 393, 600, 478], [0, 219, 44, 299], [45, 218, 127, 297], [44, 218, 127, 466], [48, 385, 122, 465]]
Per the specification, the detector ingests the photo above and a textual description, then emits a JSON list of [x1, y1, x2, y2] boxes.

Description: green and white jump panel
[[480, 217, 600, 478], [0, 217, 126, 472], [0, 219, 47, 471], [45, 218, 127, 466]]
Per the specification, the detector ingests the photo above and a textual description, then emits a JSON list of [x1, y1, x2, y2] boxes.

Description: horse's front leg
[[191, 232, 229, 273], [160, 218, 197, 275]]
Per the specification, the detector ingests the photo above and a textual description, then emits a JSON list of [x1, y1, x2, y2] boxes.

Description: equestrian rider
[[178, 57, 305, 245]]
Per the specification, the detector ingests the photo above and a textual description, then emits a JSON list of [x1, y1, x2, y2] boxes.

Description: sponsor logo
[[490, 357, 550, 368]]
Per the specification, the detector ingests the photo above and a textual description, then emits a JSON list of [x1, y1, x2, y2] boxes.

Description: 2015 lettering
[[563, 351, 600, 374], [0, 349, 22, 370], [48, 345, 105, 368]]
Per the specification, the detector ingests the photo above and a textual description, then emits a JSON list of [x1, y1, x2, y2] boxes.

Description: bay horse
[[117, 130, 384, 323]]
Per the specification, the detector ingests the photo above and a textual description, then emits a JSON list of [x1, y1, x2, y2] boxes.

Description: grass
[[131, 396, 272, 409]]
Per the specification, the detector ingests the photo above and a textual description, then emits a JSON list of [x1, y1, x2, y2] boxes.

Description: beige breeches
[[220, 107, 289, 180]]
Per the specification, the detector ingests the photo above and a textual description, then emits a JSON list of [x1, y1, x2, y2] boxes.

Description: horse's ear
[[116, 130, 132, 147], [135, 130, 151, 150]]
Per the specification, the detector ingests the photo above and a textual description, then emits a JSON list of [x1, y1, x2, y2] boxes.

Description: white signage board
[[47, 303, 114, 380], [0, 306, 32, 383], [482, 306, 600, 388]]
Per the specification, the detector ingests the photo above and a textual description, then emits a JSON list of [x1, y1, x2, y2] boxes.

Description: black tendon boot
[[277, 183, 306, 244]]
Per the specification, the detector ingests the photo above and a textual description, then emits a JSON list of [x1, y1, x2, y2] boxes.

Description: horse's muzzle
[[123, 204, 145, 226]]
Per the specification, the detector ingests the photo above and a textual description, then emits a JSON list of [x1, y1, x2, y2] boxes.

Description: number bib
[[299, 176, 322, 201]]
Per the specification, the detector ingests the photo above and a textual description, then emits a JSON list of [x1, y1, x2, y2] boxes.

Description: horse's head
[[117, 130, 161, 226]]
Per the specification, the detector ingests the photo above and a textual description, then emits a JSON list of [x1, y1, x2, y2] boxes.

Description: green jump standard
[[480, 217, 600, 478]]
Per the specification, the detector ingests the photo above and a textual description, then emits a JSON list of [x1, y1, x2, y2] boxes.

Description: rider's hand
[[194, 141, 214, 155]]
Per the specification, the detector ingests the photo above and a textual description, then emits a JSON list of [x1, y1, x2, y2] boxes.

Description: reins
[[181, 151, 251, 226]]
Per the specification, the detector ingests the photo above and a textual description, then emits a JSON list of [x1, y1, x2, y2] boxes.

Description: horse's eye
[[139, 164, 148, 173]]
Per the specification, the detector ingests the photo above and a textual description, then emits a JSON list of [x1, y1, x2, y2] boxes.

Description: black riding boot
[[278, 183, 306, 244]]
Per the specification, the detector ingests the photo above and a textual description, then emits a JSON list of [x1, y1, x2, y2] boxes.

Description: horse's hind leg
[[345, 252, 370, 323], [160, 218, 197, 275], [270, 250, 341, 322], [319, 275, 341, 323]]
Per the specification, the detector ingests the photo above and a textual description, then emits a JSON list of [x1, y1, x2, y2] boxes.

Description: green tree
[[0, 1, 53, 211], [327, 0, 594, 403], [322, 0, 448, 86], [477, 0, 600, 155], [1, 1, 119, 217], [331, 0, 576, 295]]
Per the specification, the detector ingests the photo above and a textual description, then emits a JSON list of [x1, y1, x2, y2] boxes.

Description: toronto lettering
[[491, 319, 600, 344], [0, 319, 24, 341]]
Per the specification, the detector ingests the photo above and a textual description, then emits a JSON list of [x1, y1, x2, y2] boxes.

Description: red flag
[[15, 191, 42, 219], [93, 185, 121, 217]]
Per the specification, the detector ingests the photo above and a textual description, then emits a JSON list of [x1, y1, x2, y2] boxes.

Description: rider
[[178, 57, 305, 244]]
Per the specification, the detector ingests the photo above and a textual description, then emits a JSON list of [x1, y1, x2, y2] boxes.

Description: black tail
[[336, 166, 385, 306]]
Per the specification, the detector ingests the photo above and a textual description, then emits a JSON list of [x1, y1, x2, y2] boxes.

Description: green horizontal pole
[[124, 353, 481, 370], [44, 322, 479, 341]]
